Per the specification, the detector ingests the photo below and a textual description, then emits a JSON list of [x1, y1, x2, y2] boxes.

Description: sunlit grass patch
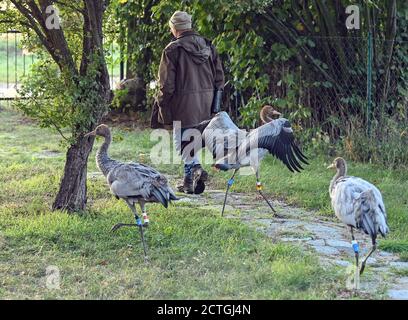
[[2, 105, 405, 299]]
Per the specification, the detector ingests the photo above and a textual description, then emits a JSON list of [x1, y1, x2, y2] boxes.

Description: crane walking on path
[[85, 124, 178, 259], [201, 107, 308, 217], [328, 157, 389, 275]]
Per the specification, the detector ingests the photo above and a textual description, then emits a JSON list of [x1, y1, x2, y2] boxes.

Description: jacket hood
[[177, 31, 211, 64]]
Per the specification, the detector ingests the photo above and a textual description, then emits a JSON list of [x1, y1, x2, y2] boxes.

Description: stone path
[[178, 189, 408, 300]]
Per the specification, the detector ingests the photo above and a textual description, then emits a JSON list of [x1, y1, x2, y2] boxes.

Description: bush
[[342, 115, 408, 168]]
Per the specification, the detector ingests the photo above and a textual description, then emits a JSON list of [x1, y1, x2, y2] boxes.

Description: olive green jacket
[[156, 30, 225, 128]]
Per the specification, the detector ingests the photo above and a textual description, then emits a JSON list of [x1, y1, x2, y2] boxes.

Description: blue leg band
[[352, 240, 359, 253], [228, 178, 235, 186], [136, 218, 143, 226]]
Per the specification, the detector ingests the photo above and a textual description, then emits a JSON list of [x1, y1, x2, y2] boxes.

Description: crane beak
[[272, 110, 282, 117], [84, 130, 96, 138], [327, 163, 335, 169]]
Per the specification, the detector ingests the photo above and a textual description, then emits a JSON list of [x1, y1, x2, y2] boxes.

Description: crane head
[[260, 105, 282, 124], [327, 157, 347, 171], [84, 124, 111, 138]]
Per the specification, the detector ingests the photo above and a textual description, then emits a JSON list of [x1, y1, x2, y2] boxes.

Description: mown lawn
[[1, 104, 406, 299], [0, 105, 343, 299]]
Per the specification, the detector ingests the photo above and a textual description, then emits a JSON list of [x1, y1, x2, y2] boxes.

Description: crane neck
[[336, 163, 347, 179], [329, 165, 347, 195], [96, 133, 114, 176]]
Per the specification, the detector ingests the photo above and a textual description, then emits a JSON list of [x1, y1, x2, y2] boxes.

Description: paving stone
[[311, 245, 340, 255], [395, 277, 408, 285], [390, 262, 408, 269], [306, 239, 325, 246], [281, 237, 313, 242], [366, 257, 378, 264], [200, 204, 234, 212], [388, 290, 408, 300], [303, 224, 343, 239], [334, 260, 352, 267], [326, 239, 351, 248]]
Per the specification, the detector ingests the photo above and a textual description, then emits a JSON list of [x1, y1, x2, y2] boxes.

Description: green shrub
[[342, 115, 408, 168]]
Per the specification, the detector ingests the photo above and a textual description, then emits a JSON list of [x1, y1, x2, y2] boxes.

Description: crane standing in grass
[[328, 157, 389, 275], [85, 124, 178, 259], [201, 106, 308, 216]]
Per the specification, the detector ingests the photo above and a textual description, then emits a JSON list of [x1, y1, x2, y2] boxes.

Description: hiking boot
[[177, 164, 209, 194], [182, 164, 195, 194], [191, 164, 208, 194], [193, 179, 206, 195]]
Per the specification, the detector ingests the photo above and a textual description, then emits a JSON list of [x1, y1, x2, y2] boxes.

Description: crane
[[201, 108, 308, 216], [328, 157, 389, 275], [85, 124, 178, 259]]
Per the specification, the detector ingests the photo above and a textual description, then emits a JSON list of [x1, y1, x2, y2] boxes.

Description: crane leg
[[350, 227, 359, 270], [350, 227, 360, 290], [221, 169, 238, 217], [139, 202, 149, 228], [111, 201, 148, 260], [255, 170, 281, 218], [360, 239, 377, 275]]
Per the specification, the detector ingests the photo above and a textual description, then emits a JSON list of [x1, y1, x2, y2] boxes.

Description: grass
[[1, 104, 407, 299], [0, 105, 346, 299], [207, 145, 408, 256]]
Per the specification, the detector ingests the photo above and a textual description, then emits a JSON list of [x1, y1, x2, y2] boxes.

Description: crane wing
[[108, 162, 178, 207], [241, 119, 308, 172], [202, 112, 247, 160], [333, 176, 388, 237]]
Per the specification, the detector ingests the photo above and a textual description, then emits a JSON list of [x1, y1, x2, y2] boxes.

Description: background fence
[[0, 31, 125, 101], [223, 34, 407, 140]]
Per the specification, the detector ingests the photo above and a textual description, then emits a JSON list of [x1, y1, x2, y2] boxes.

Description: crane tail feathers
[[169, 188, 179, 201], [151, 187, 169, 208], [355, 189, 389, 239]]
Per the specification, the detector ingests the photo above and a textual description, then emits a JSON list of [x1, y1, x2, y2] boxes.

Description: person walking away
[[154, 10, 225, 194]]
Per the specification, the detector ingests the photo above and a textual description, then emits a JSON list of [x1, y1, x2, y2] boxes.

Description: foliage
[[2, 0, 407, 169], [1, 0, 113, 211], [343, 115, 408, 169], [2, 1, 111, 142], [104, 0, 408, 166], [15, 56, 107, 144], [111, 87, 130, 110]]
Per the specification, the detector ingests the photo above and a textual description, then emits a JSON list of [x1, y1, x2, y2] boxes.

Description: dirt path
[[178, 189, 408, 299]]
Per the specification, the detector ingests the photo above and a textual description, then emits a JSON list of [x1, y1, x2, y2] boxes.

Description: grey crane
[[85, 124, 178, 258], [201, 110, 308, 217], [328, 157, 389, 275]]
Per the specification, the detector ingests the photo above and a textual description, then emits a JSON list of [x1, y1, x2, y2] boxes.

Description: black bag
[[211, 89, 223, 114], [150, 101, 164, 129]]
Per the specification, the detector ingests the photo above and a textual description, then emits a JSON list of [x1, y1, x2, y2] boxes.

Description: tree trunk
[[10, 0, 111, 212], [51, 0, 111, 212], [52, 135, 95, 211]]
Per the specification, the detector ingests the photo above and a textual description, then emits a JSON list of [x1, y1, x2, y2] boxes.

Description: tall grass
[[342, 115, 408, 169]]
